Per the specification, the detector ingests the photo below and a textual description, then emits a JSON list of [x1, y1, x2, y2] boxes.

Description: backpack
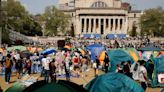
[[6, 58, 12, 68]]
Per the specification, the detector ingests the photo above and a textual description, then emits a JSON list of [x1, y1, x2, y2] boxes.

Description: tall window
[[86, 19, 89, 33], [91, 19, 94, 33]]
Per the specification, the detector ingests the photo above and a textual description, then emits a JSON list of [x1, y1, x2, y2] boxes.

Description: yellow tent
[[129, 51, 139, 62]]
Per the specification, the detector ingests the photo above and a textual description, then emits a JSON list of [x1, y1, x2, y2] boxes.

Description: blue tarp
[[117, 34, 126, 38], [94, 34, 101, 39], [149, 58, 164, 87], [107, 49, 134, 72], [41, 49, 56, 55], [138, 45, 161, 51], [85, 73, 144, 92], [106, 34, 115, 39], [86, 43, 106, 61], [83, 34, 91, 38]]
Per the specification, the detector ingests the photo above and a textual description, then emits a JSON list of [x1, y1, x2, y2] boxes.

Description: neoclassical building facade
[[58, 0, 141, 38]]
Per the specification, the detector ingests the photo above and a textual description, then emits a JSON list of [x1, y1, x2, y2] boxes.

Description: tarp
[[86, 43, 106, 61], [94, 34, 101, 39], [106, 34, 115, 39], [117, 34, 126, 39], [83, 34, 91, 38], [85, 73, 144, 92], [107, 49, 134, 72], [148, 58, 164, 87]]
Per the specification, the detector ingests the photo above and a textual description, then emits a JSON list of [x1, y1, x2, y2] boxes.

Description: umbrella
[[20, 50, 32, 58], [23, 80, 87, 92], [7, 46, 26, 51], [41, 49, 56, 55], [85, 73, 144, 92]]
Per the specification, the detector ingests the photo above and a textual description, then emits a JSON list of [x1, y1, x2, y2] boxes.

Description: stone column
[[103, 18, 106, 35], [113, 18, 116, 34], [84, 18, 86, 34], [89, 18, 91, 34], [117, 18, 120, 34], [125, 16, 128, 34], [98, 18, 101, 34], [108, 18, 111, 34], [93, 18, 96, 34]]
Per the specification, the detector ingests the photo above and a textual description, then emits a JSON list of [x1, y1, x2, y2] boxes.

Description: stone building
[[58, 0, 141, 38]]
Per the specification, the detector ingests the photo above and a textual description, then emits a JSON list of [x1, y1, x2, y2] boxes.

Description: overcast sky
[[19, 0, 164, 14]]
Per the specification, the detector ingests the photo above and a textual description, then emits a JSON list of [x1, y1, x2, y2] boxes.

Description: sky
[[19, 0, 164, 15]]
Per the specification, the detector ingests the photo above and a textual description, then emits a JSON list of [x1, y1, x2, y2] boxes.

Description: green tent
[[107, 49, 134, 72], [7, 46, 27, 51], [85, 73, 144, 92]]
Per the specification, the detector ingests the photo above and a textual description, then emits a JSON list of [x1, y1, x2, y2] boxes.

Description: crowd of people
[[0, 37, 163, 91]]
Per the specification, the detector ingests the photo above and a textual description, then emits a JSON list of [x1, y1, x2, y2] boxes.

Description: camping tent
[[146, 58, 164, 87], [23, 80, 87, 92], [107, 49, 134, 72], [86, 43, 106, 61], [85, 73, 144, 92]]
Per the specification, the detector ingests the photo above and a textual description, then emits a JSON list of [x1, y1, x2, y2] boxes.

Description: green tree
[[140, 7, 164, 37], [3, 0, 42, 36], [43, 6, 70, 36]]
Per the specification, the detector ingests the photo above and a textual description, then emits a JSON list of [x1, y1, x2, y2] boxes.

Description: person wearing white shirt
[[42, 55, 50, 83], [138, 60, 149, 91]]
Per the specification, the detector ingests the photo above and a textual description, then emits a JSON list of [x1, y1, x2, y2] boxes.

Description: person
[[93, 56, 100, 77], [63, 61, 70, 81], [81, 56, 88, 77], [49, 59, 56, 82], [5, 54, 13, 84], [0, 52, 4, 73], [116, 64, 123, 73], [42, 54, 50, 83], [138, 60, 149, 91], [123, 62, 132, 79], [104, 55, 109, 73], [15, 58, 23, 79], [25, 58, 32, 75]]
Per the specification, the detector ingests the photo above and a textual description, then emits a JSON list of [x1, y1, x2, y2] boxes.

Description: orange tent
[[98, 51, 106, 65]]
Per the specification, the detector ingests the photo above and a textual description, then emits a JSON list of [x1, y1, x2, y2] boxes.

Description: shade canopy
[[41, 49, 56, 55]]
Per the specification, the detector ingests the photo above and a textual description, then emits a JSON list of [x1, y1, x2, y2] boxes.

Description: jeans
[[5, 69, 11, 82], [44, 70, 50, 83]]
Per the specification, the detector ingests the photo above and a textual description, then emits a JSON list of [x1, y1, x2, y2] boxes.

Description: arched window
[[91, 1, 108, 8]]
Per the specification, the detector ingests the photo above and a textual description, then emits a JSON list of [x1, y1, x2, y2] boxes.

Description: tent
[[7, 46, 27, 51], [107, 49, 134, 72], [23, 80, 87, 92], [86, 43, 106, 61], [146, 58, 164, 87], [85, 73, 144, 92], [126, 48, 139, 62]]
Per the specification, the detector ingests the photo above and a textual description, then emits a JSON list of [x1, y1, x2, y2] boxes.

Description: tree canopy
[[2, 0, 42, 36], [140, 7, 164, 37], [42, 6, 71, 36]]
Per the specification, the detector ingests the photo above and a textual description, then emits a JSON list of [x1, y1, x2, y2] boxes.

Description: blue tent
[[85, 73, 144, 92], [107, 49, 134, 72], [86, 43, 106, 61], [146, 58, 164, 87], [41, 49, 56, 55]]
